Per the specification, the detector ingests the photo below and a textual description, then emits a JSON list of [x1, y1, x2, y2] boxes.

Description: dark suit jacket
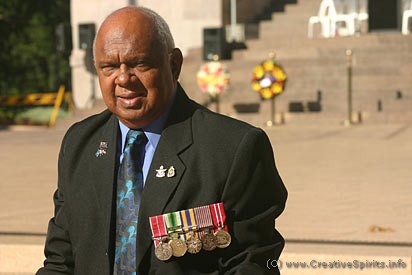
[[37, 84, 287, 275]]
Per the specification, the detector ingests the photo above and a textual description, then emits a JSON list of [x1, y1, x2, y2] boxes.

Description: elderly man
[[37, 6, 287, 275]]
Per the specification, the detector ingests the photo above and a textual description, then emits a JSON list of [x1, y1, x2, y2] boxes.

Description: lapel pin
[[95, 141, 108, 157], [167, 166, 176, 178], [156, 165, 167, 178]]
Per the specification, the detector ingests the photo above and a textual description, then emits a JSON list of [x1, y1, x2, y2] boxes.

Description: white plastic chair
[[308, 0, 335, 38], [402, 0, 412, 35], [402, 9, 412, 34], [348, 0, 368, 32], [332, 0, 356, 36], [308, 0, 356, 38]]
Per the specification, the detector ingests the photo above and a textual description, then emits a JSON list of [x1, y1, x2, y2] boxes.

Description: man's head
[[94, 6, 183, 129]]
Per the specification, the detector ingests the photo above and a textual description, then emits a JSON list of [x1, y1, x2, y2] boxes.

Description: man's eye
[[101, 65, 117, 75], [132, 62, 150, 71]]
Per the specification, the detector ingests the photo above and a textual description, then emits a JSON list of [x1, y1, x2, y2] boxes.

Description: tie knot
[[126, 129, 145, 147]]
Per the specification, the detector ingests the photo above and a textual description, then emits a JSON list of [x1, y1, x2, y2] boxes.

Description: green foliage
[[14, 106, 70, 125], [0, 0, 71, 95]]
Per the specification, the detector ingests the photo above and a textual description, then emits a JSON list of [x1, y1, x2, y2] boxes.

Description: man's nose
[[115, 64, 137, 85]]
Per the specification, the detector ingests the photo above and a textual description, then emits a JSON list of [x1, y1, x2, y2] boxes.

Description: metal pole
[[271, 97, 276, 125], [346, 49, 353, 124], [230, 0, 237, 41]]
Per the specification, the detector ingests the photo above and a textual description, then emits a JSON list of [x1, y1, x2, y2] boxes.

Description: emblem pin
[[95, 141, 108, 157], [156, 165, 167, 178], [167, 166, 176, 178]]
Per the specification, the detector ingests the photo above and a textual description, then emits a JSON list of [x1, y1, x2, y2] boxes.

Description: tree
[[0, 0, 71, 95]]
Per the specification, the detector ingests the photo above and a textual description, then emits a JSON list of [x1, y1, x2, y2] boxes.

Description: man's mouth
[[117, 94, 143, 107]]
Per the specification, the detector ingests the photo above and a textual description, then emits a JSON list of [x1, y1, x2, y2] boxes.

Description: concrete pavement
[[1, 108, 411, 274]]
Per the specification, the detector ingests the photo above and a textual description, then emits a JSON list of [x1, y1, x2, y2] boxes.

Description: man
[[37, 6, 287, 275]]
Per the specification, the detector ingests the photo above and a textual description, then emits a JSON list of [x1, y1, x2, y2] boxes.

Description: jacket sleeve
[[36, 133, 75, 274], [219, 128, 287, 275]]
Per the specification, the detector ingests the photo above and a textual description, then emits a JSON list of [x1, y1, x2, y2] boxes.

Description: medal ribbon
[[149, 214, 168, 247], [180, 208, 199, 240], [209, 202, 228, 233], [193, 205, 214, 238], [164, 211, 184, 240]]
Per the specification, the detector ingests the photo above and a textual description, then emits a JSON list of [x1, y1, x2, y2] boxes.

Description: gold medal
[[201, 231, 217, 251], [169, 233, 187, 257], [186, 234, 202, 254], [155, 241, 173, 261], [215, 228, 231, 248]]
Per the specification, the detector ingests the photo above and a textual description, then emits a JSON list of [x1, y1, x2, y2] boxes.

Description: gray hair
[[93, 6, 175, 60]]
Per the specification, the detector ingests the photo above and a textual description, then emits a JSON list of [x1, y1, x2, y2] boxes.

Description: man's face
[[94, 10, 182, 129]]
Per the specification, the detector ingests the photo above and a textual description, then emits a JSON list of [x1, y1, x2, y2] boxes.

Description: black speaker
[[233, 102, 260, 113], [368, 0, 400, 31], [289, 101, 305, 112], [78, 23, 96, 50], [203, 27, 231, 61], [307, 101, 322, 112]]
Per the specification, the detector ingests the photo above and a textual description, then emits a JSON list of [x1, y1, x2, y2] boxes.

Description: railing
[[0, 85, 73, 127]]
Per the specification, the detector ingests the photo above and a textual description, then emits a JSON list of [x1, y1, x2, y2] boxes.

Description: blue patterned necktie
[[114, 129, 146, 275]]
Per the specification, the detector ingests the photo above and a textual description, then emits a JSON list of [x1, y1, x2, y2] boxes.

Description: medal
[[201, 230, 218, 251], [155, 240, 173, 261], [194, 205, 217, 251], [149, 215, 172, 261], [169, 233, 188, 257], [180, 209, 202, 254], [186, 232, 203, 254], [150, 202, 230, 260], [164, 212, 187, 257], [214, 229, 231, 248], [210, 202, 231, 248]]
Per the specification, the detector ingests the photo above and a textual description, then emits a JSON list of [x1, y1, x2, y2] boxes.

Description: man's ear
[[170, 48, 183, 80]]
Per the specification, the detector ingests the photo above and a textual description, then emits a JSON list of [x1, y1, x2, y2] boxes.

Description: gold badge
[[167, 166, 176, 178]]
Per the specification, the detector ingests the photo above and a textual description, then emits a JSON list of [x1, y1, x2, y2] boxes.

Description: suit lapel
[[136, 85, 195, 267], [89, 113, 120, 245]]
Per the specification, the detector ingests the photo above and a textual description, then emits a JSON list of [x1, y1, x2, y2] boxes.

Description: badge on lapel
[[95, 141, 108, 157], [156, 165, 176, 178]]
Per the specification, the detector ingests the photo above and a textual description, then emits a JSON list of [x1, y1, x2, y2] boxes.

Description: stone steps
[[180, 0, 412, 124]]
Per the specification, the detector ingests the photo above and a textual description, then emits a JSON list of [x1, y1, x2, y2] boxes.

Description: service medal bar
[[180, 209, 202, 254], [149, 214, 168, 247], [164, 212, 187, 257], [210, 202, 231, 248], [179, 208, 199, 239], [149, 215, 173, 261], [209, 202, 228, 232], [194, 205, 217, 251], [149, 202, 231, 261], [193, 205, 214, 239]]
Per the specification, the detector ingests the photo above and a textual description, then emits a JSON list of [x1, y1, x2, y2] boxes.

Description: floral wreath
[[197, 59, 230, 98], [251, 57, 287, 100]]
